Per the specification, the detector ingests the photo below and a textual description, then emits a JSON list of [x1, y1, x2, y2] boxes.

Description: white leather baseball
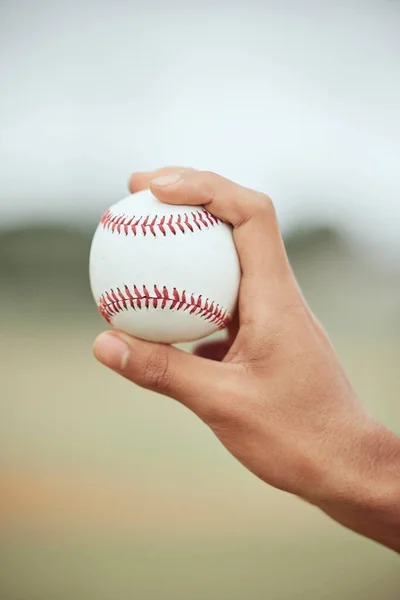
[[89, 188, 241, 343]]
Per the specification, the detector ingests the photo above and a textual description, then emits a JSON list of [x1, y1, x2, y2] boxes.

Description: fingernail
[[151, 173, 181, 187], [93, 332, 131, 371]]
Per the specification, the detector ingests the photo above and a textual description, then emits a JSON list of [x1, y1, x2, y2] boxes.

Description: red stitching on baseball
[[100, 208, 220, 237], [98, 284, 231, 329]]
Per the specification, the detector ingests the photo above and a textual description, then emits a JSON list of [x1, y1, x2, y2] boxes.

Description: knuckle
[[252, 191, 275, 217], [236, 191, 276, 228], [141, 346, 172, 392]]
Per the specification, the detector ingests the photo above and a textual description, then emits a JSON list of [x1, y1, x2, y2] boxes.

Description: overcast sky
[[0, 0, 399, 255]]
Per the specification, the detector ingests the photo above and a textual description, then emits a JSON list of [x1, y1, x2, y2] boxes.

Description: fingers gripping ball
[[89, 189, 240, 343]]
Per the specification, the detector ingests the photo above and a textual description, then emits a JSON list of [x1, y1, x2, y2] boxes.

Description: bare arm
[[93, 167, 400, 553]]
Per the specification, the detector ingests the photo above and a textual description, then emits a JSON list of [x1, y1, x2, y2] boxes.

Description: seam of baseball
[[100, 208, 221, 237], [98, 284, 231, 329]]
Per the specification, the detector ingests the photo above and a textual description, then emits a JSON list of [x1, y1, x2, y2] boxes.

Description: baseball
[[89, 188, 241, 343]]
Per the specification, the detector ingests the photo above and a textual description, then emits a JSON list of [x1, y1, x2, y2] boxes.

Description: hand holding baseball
[[93, 167, 400, 553]]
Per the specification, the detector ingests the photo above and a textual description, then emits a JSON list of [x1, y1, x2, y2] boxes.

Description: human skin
[[93, 167, 400, 553]]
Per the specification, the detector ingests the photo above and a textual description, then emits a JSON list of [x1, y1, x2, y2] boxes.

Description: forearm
[[313, 417, 400, 552]]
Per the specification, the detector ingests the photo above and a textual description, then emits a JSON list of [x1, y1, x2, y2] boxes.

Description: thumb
[[93, 331, 223, 417]]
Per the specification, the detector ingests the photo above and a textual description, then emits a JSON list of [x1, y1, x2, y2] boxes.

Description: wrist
[[310, 415, 400, 551]]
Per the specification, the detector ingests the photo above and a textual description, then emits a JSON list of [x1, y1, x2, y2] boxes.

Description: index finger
[[128, 167, 194, 194], [148, 170, 294, 325]]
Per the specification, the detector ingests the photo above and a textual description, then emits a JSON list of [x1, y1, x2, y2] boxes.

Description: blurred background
[[1, 1, 399, 599]]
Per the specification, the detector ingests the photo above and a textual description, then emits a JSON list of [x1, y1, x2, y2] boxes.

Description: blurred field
[[1, 225, 399, 599]]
